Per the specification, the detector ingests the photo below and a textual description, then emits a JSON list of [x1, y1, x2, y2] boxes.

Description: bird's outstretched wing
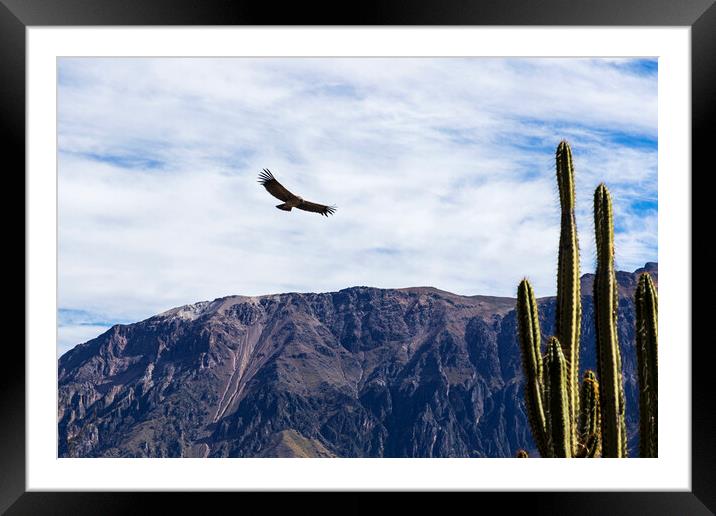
[[297, 200, 337, 217], [258, 169, 297, 202]]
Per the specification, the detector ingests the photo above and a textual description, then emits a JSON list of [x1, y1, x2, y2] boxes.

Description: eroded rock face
[[58, 265, 656, 457]]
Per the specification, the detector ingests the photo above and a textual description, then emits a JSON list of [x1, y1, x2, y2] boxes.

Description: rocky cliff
[[58, 263, 657, 458]]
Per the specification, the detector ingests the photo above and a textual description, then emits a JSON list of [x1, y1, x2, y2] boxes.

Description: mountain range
[[58, 262, 657, 458]]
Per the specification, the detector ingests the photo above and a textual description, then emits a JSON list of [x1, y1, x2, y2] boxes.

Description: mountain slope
[[58, 264, 657, 458]]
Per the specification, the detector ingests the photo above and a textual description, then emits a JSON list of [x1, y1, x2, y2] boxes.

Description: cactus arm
[[545, 337, 572, 457], [516, 279, 550, 457], [593, 184, 627, 457], [555, 140, 582, 450], [577, 370, 601, 458], [636, 272, 658, 457]]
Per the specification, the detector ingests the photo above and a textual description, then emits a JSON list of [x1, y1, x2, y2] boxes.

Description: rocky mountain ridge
[[58, 263, 657, 458]]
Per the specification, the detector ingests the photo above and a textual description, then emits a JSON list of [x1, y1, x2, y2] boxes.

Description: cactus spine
[[635, 272, 658, 457], [593, 183, 627, 457], [555, 141, 581, 445]]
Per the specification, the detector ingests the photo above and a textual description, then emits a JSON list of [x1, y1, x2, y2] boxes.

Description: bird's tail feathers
[[276, 203, 292, 211]]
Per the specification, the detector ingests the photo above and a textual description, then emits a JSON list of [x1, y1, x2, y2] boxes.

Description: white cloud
[[58, 57, 657, 350]]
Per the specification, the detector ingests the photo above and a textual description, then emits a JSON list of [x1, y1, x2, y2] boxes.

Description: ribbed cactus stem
[[516, 279, 550, 457], [593, 183, 627, 457], [545, 337, 572, 457], [577, 370, 601, 457], [555, 140, 582, 449], [636, 272, 658, 457]]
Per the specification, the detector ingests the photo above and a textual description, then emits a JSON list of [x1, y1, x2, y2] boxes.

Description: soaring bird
[[258, 169, 337, 217]]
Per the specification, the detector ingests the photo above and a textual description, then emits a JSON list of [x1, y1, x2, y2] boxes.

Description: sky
[[57, 57, 658, 356]]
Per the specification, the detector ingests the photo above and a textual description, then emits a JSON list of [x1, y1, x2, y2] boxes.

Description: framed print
[[5, 0, 714, 513]]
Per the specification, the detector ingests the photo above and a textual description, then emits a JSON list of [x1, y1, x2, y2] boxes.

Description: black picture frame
[[4, 0, 713, 513]]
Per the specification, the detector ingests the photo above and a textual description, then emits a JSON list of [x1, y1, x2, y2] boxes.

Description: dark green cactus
[[555, 140, 582, 442], [593, 183, 627, 457], [575, 433, 599, 459], [515, 141, 598, 458], [577, 370, 601, 458], [515, 142, 656, 459], [635, 272, 658, 457], [545, 337, 571, 457], [516, 278, 550, 457]]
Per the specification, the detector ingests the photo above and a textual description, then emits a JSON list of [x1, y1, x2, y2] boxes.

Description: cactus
[[555, 141, 582, 442], [593, 183, 627, 457], [544, 337, 571, 457], [576, 370, 601, 458], [516, 279, 550, 457], [515, 141, 598, 458], [515, 142, 655, 459], [635, 272, 658, 457]]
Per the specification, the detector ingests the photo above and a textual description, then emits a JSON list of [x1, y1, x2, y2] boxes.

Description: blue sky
[[57, 57, 657, 356]]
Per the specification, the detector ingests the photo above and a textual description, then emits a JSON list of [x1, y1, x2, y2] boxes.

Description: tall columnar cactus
[[593, 183, 627, 457], [555, 141, 581, 441], [635, 272, 658, 457], [515, 141, 602, 458], [516, 279, 550, 457], [516, 141, 656, 459]]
